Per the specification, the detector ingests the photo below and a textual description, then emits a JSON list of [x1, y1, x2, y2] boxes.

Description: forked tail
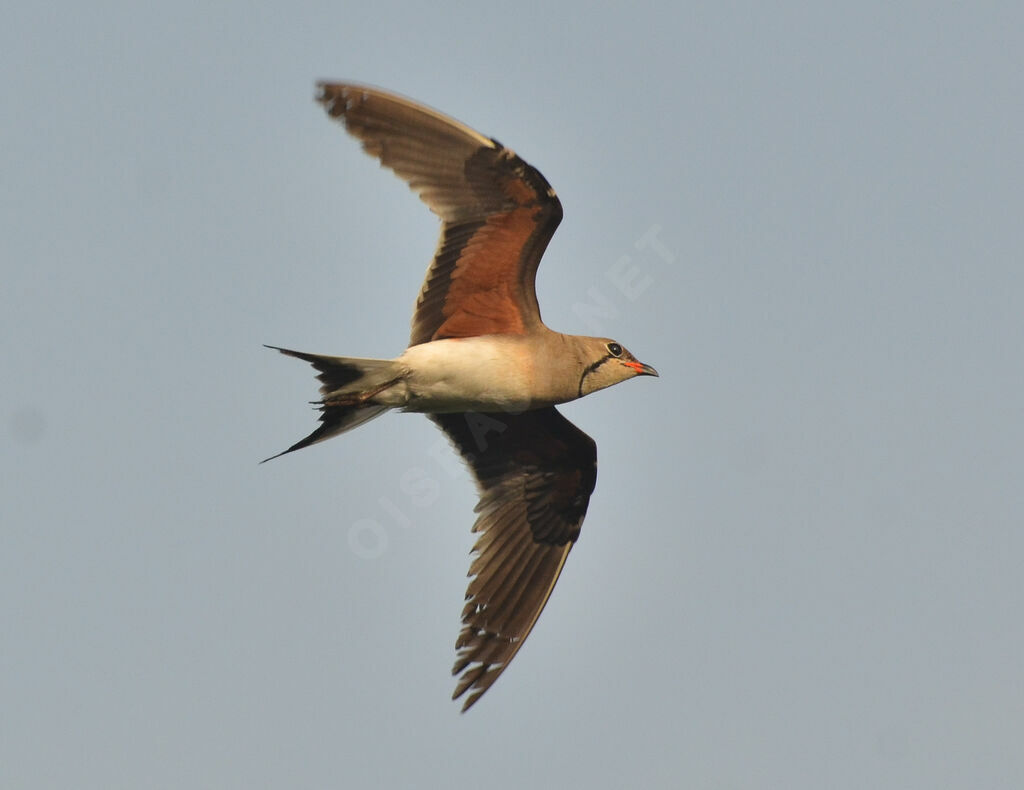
[[262, 345, 403, 462]]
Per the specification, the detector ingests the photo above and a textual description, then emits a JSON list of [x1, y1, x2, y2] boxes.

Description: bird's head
[[577, 338, 658, 398]]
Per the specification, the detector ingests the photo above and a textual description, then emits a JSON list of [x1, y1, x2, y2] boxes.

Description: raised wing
[[317, 82, 563, 346], [429, 407, 597, 711]]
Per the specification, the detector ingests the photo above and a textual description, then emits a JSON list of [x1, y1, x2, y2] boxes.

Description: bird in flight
[[266, 82, 658, 711]]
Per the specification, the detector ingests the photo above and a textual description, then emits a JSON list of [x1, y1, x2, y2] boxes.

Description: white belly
[[396, 337, 543, 413]]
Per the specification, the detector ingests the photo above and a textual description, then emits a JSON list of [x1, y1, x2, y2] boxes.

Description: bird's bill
[[624, 361, 659, 377]]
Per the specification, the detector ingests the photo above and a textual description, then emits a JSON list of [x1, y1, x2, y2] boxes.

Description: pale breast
[[397, 336, 547, 414]]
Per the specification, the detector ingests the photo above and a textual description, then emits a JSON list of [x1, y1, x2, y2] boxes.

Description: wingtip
[[263, 344, 303, 359], [315, 81, 372, 116], [314, 80, 333, 105], [453, 686, 484, 713]]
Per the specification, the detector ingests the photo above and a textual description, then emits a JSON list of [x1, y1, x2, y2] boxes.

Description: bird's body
[[395, 334, 544, 412], [267, 83, 657, 710]]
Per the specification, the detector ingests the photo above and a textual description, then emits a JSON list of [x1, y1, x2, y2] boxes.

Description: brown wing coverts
[[430, 407, 597, 710], [316, 83, 563, 346]]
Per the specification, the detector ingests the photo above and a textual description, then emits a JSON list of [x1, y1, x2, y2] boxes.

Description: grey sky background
[[3, 2, 1022, 788]]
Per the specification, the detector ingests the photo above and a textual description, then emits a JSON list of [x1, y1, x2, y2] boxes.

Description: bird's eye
[[606, 342, 622, 357]]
